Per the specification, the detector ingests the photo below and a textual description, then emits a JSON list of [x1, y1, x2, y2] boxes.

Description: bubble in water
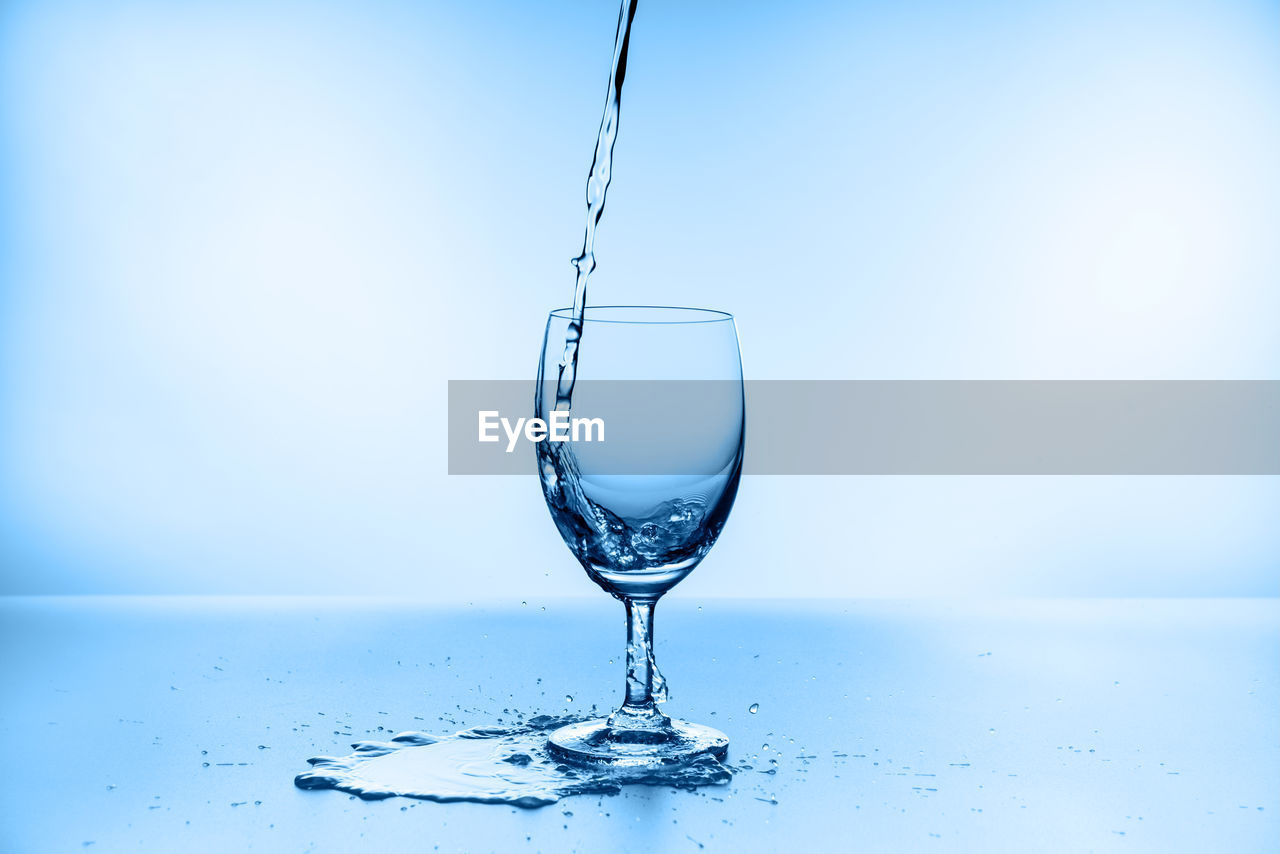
[[749, 704, 759, 714]]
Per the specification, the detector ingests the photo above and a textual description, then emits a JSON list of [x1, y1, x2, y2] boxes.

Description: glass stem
[[609, 598, 670, 730]]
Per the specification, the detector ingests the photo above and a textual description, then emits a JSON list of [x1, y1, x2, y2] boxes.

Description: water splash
[[295, 715, 731, 807]]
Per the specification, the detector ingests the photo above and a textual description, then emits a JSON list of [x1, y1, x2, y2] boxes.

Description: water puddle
[[295, 715, 732, 807]]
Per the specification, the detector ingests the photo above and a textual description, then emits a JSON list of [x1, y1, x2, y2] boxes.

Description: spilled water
[[295, 715, 731, 808]]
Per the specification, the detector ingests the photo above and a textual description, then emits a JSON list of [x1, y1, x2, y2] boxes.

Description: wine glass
[[536, 305, 744, 766]]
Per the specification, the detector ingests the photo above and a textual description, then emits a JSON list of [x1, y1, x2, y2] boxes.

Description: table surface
[[2, 596, 1277, 853]]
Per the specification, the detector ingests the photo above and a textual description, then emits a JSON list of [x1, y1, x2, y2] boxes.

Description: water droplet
[[749, 703, 759, 714], [565, 695, 573, 703], [761, 743, 769, 751]]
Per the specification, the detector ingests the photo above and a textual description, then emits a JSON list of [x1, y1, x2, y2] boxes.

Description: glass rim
[[548, 305, 734, 325]]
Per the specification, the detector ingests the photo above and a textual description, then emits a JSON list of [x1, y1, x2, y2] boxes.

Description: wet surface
[[294, 715, 732, 805], [1, 597, 1276, 851]]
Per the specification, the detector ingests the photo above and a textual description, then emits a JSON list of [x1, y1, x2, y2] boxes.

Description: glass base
[[546, 718, 729, 768]]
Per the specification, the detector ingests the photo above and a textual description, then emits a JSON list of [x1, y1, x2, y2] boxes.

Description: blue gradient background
[[1, 0, 1278, 596]]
